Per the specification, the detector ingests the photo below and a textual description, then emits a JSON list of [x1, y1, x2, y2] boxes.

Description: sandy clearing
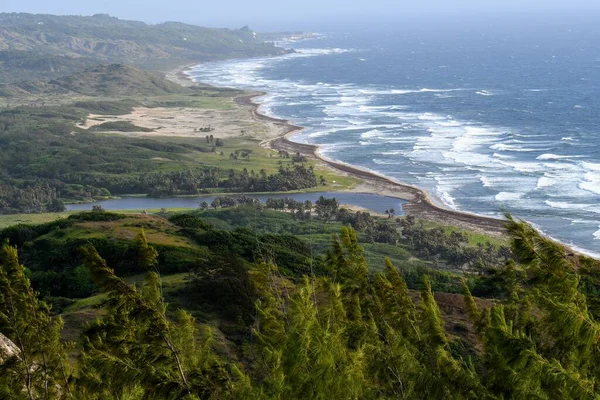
[[78, 105, 289, 140]]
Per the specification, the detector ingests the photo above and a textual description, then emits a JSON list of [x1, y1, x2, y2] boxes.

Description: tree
[[47, 198, 66, 212], [78, 243, 233, 399], [134, 229, 158, 271], [315, 196, 339, 221], [0, 244, 72, 399]]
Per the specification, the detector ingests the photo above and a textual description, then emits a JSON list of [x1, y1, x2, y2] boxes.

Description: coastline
[[233, 91, 508, 238], [173, 62, 600, 258]]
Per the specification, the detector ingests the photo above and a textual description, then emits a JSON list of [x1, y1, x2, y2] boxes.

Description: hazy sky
[[2, 0, 599, 31]]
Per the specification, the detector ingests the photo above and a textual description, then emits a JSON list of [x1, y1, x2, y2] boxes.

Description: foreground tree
[[0, 244, 72, 399], [76, 242, 234, 399]]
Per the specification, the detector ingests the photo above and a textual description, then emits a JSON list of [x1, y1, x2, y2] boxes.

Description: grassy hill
[[0, 13, 288, 82], [0, 64, 192, 97]]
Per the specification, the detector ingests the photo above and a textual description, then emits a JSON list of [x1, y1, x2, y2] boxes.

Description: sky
[[2, 0, 599, 31]]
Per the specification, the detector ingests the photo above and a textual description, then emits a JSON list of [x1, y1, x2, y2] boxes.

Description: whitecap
[[490, 143, 542, 152], [582, 162, 600, 172], [492, 152, 514, 160], [536, 153, 577, 160], [579, 171, 600, 195], [495, 192, 523, 201], [360, 129, 384, 139], [536, 175, 556, 188]]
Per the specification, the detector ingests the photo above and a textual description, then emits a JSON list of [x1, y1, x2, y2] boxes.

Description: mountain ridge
[[0, 13, 289, 83]]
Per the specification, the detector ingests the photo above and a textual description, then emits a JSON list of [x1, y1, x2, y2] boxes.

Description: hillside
[[1, 205, 599, 398], [0, 64, 191, 97], [0, 13, 288, 82]]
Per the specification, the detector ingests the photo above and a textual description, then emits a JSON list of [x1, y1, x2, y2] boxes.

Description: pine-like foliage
[[462, 216, 600, 399], [3, 218, 600, 399], [0, 243, 72, 399], [76, 240, 231, 399]]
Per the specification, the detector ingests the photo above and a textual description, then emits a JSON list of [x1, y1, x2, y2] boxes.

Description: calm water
[[66, 192, 405, 215], [189, 15, 600, 255]]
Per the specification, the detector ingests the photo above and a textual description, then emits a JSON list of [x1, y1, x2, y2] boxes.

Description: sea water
[[189, 14, 600, 255]]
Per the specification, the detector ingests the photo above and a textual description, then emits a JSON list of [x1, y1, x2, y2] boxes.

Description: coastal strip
[[234, 93, 508, 238]]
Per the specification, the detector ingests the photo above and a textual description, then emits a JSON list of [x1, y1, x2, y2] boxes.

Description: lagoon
[[66, 192, 406, 215]]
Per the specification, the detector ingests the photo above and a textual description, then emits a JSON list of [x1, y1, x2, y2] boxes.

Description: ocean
[[188, 15, 600, 255]]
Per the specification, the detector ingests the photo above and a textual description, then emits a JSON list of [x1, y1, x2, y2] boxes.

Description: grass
[[0, 212, 75, 229], [421, 219, 508, 247], [155, 135, 361, 191], [61, 272, 190, 343], [65, 292, 109, 312]]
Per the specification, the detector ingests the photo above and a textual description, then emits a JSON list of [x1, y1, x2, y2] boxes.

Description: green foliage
[[0, 99, 319, 212], [169, 213, 213, 230], [0, 14, 285, 83], [189, 252, 256, 324], [0, 244, 72, 399], [2, 217, 600, 398], [77, 243, 232, 399], [89, 121, 154, 133]]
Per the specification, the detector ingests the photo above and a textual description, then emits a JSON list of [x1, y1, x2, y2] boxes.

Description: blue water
[[189, 16, 600, 255], [66, 192, 405, 215]]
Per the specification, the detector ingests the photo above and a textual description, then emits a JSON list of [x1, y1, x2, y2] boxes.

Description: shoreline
[[233, 92, 508, 238], [172, 62, 600, 254]]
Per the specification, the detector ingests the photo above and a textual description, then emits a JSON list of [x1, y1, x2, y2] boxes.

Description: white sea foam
[[536, 153, 577, 160], [536, 175, 556, 188], [579, 171, 600, 195], [594, 227, 600, 240], [490, 143, 542, 152], [439, 191, 457, 208], [358, 88, 464, 96], [544, 201, 600, 213], [476, 90, 494, 96], [497, 159, 545, 173], [434, 93, 455, 98], [360, 129, 385, 139], [492, 153, 514, 160], [417, 113, 446, 121], [545, 201, 573, 209], [583, 162, 600, 172], [495, 192, 523, 201]]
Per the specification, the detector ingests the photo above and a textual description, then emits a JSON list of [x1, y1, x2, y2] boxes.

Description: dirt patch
[[78, 104, 288, 141]]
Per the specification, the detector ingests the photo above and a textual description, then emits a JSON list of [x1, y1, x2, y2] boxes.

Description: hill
[[0, 13, 288, 82], [1, 206, 599, 398], [0, 64, 191, 97]]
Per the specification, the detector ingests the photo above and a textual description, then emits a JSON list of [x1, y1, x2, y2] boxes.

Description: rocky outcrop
[[0, 332, 19, 362]]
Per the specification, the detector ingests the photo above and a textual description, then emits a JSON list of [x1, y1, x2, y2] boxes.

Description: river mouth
[[66, 192, 406, 215]]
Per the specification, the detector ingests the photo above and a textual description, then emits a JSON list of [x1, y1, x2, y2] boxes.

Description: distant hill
[[0, 64, 191, 97], [0, 13, 288, 83]]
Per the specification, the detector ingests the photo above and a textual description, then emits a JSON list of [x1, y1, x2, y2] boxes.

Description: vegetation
[[0, 62, 361, 215], [0, 65, 339, 214], [1, 208, 600, 398], [0, 13, 287, 83]]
